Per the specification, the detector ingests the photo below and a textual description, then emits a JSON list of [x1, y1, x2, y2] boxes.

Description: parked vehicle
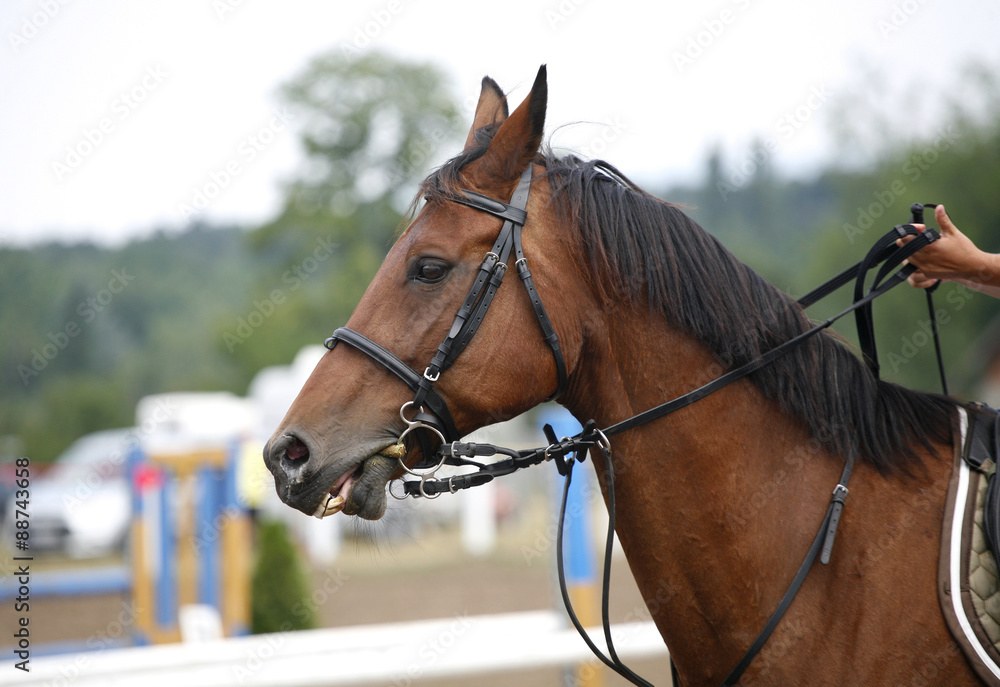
[[5, 428, 134, 558]]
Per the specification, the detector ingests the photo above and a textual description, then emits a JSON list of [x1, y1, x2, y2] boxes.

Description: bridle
[[324, 166, 567, 475], [323, 163, 947, 686]]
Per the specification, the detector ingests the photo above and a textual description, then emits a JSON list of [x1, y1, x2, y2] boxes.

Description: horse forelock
[[417, 124, 501, 204], [415, 141, 959, 471]]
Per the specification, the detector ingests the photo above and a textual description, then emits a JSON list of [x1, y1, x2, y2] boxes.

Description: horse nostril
[[284, 435, 309, 462]]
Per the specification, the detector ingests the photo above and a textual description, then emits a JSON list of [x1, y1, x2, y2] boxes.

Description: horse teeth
[[312, 496, 329, 519], [313, 494, 345, 519]]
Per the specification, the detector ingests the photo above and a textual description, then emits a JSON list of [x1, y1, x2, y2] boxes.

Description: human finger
[[896, 223, 924, 247], [935, 204, 956, 236], [907, 271, 939, 289]]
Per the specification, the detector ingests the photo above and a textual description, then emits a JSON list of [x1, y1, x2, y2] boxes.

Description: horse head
[[263, 66, 586, 520], [259, 66, 983, 685]]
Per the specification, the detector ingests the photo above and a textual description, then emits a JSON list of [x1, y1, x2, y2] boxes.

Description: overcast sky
[[2, 0, 998, 246]]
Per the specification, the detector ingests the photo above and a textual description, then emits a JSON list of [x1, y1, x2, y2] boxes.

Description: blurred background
[[2, 0, 1000, 685]]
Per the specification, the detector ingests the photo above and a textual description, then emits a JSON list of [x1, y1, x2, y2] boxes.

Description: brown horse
[[263, 67, 981, 685]]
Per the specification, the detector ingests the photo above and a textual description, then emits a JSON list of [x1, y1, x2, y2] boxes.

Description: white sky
[[2, 0, 998, 246]]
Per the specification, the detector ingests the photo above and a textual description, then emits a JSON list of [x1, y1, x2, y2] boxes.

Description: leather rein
[[323, 166, 945, 686]]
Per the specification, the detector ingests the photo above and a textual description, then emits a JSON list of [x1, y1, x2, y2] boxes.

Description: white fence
[[15, 611, 668, 687]]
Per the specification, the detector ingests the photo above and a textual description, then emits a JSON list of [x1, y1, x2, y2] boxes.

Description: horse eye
[[414, 260, 448, 284]]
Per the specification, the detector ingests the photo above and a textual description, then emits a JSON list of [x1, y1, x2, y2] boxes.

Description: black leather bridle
[[323, 165, 948, 685], [324, 166, 567, 471]]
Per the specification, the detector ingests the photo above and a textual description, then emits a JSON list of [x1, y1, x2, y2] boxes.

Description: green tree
[[664, 61, 1000, 398], [0, 226, 260, 463], [227, 51, 463, 378], [800, 65, 1000, 395]]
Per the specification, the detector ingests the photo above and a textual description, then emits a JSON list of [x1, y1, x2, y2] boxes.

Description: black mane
[[423, 140, 959, 470]]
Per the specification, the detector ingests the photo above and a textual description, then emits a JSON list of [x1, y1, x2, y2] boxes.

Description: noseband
[[324, 166, 568, 468]]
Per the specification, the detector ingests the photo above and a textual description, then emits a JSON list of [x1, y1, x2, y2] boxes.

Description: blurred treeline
[[2, 52, 998, 464]]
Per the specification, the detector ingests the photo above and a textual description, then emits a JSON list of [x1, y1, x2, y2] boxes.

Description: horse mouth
[[312, 463, 363, 518], [311, 443, 406, 520]]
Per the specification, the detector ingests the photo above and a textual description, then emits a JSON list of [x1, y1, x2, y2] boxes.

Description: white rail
[[14, 611, 668, 686]]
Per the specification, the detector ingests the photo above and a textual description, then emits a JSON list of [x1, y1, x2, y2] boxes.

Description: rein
[[324, 169, 947, 685]]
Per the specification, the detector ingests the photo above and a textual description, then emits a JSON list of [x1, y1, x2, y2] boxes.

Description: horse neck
[[561, 305, 846, 676]]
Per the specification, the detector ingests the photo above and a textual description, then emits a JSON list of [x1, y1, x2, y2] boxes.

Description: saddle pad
[[939, 405, 1000, 685]]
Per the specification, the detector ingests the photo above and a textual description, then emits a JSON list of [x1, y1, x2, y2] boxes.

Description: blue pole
[[540, 406, 602, 685], [156, 474, 175, 631], [127, 444, 149, 646], [223, 439, 241, 511], [196, 466, 220, 610], [539, 407, 596, 586]]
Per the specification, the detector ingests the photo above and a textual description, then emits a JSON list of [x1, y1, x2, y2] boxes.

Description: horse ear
[[463, 76, 509, 151], [468, 65, 547, 185]]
